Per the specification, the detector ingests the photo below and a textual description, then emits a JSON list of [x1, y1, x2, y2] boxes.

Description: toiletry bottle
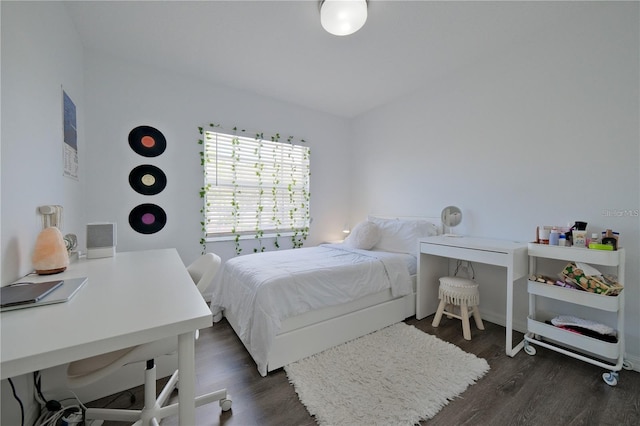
[[538, 226, 550, 244], [602, 229, 618, 250], [587, 233, 599, 247], [573, 230, 587, 248], [549, 228, 560, 245], [558, 234, 566, 246]]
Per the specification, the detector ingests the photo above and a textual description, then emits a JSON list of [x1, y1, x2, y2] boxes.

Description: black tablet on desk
[[1, 277, 87, 312], [1, 280, 63, 308]]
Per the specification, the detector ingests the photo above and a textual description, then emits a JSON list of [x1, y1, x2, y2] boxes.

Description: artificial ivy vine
[[198, 124, 310, 256], [230, 134, 241, 254]]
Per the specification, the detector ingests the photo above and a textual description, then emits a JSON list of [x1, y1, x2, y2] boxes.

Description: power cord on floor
[[34, 404, 84, 426], [99, 388, 137, 409], [6, 370, 137, 426], [32, 371, 87, 426]]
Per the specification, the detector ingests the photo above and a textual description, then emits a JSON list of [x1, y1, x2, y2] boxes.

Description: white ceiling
[[65, 0, 579, 118]]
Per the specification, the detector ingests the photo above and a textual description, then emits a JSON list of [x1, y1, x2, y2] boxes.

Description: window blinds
[[203, 131, 310, 237]]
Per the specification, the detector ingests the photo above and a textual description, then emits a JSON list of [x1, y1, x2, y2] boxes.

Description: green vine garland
[[198, 124, 310, 255]]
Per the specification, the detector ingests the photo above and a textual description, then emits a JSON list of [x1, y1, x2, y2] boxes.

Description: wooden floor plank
[[87, 315, 640, 425]]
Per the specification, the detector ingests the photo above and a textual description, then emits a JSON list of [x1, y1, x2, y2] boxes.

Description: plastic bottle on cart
[[602, 229, 618, 250], [558, 234, 566, 246], [549, 228, 560, 245], [587, 233, 600, 247]]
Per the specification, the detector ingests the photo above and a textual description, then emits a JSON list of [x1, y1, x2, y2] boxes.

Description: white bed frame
[[226, 280, 416, 373], [224, 216, 442, 374]]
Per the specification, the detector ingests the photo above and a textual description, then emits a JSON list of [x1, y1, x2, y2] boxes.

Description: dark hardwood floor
[[87, 316, 640, 425]]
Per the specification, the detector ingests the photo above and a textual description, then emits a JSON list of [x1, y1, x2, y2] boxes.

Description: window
[[202, 130, 310, 243]]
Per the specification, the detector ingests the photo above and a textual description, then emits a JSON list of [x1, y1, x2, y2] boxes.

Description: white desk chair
[[188, 252, 221, 294], [188, 253, 221, 339], [67, 253, 230, 425]]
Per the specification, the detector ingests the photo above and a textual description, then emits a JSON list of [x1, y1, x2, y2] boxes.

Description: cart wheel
[[524, 343, 536, 356], [622, 360, 633, 371], [602, 372, 618, 386], [220, 397, 232, 412]]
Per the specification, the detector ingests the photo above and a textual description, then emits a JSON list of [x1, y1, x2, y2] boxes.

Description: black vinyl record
[[129, 165, 167, 195], [129, 204, 167, 234], [128, 126, 166, 157]]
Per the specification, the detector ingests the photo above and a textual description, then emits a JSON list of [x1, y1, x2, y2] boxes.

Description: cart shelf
[[525, 244, 627, 386]]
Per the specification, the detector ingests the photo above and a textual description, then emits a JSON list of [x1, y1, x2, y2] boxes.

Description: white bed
[[210, 216, 442, 376]]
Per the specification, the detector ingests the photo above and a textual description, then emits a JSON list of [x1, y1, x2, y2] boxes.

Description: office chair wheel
[[219, 396, 232, 411]]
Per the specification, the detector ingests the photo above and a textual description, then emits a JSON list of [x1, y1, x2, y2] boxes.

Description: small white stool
[[431, 276, 484, 340]]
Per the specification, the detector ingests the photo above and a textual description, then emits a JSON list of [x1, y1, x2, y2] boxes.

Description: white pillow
[[343, 221, 381, 250], [368, 216, 439, 254]]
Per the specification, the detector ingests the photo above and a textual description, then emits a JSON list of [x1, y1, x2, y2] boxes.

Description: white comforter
[[210, 244, 414, 376]]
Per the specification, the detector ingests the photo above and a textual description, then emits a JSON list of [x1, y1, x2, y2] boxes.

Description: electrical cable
[[38, 404, 83, 426], [454, 259, 475, 279], [468, 261, 476, 279], [100, 388, 137, 409], [31, 372, 88, 426], [7, 377, 25, 426], [33, 372, 47, 406]]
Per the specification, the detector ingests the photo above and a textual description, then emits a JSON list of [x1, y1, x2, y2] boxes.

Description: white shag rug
[[285, 322, 489, 426]]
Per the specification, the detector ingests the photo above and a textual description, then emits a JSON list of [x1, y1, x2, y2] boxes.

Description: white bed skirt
[[224, 278, 417, 374]]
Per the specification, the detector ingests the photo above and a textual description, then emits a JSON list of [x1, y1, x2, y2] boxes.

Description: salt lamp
[[32, 227, 69, 275]]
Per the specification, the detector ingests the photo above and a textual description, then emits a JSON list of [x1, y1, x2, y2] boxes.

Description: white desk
[[1, 249, 212, 425], [417, 236, 528, 356]]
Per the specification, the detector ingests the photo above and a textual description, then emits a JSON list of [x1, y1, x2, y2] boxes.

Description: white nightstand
[[417, 235, 528, 357]]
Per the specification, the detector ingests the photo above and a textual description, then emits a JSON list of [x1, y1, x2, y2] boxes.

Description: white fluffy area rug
[[285, 322, 490, 426]]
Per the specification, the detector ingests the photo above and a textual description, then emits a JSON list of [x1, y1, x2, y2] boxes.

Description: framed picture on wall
[[62, 87, 78, 180]]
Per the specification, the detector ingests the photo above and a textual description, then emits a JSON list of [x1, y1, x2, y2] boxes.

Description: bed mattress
[[210, 244, 415, 375]]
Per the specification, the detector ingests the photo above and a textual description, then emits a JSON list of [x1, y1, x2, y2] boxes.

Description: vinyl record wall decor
[[128, 125, 167, 235], [129, 203, 167, 235], [129, 164, 167, 195], [128, 125, 166, 157]]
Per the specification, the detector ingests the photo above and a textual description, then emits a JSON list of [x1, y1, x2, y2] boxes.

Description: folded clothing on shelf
[[551, 315, 616, 338]]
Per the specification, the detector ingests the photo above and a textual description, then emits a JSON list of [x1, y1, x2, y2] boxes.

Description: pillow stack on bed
[[343, 221, 381, 250], [343, 216, 439, 254]]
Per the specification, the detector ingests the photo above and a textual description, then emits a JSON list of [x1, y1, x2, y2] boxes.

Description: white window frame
[[202, 130, 310, 242]]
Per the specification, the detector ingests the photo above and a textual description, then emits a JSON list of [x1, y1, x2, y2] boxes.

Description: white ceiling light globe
[[320, 0, 368, 36]]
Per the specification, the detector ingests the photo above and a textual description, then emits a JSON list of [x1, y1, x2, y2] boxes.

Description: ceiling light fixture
[[320, 0, 368, 36]]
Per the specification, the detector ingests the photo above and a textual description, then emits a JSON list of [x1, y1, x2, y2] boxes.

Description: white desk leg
[[506, 266, 524, 357], [417, 254, 448, 320], [178, 331, 197, 425]]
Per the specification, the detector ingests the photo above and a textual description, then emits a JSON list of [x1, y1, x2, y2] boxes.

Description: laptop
[[1, 277, 87, 312]]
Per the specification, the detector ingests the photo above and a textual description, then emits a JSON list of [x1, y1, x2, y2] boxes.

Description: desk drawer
[[420, 242, 509, 267]]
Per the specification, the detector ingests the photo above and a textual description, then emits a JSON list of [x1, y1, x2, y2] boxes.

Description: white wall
[[82, 50, 352, 270], [1, 1, 86, 283], [1, 2, 351, 423], [351, 4, 640, 364], [1, 2, 86, 424]]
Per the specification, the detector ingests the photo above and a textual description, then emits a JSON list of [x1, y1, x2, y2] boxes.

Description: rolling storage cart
[[524, 243, 631, 386]]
